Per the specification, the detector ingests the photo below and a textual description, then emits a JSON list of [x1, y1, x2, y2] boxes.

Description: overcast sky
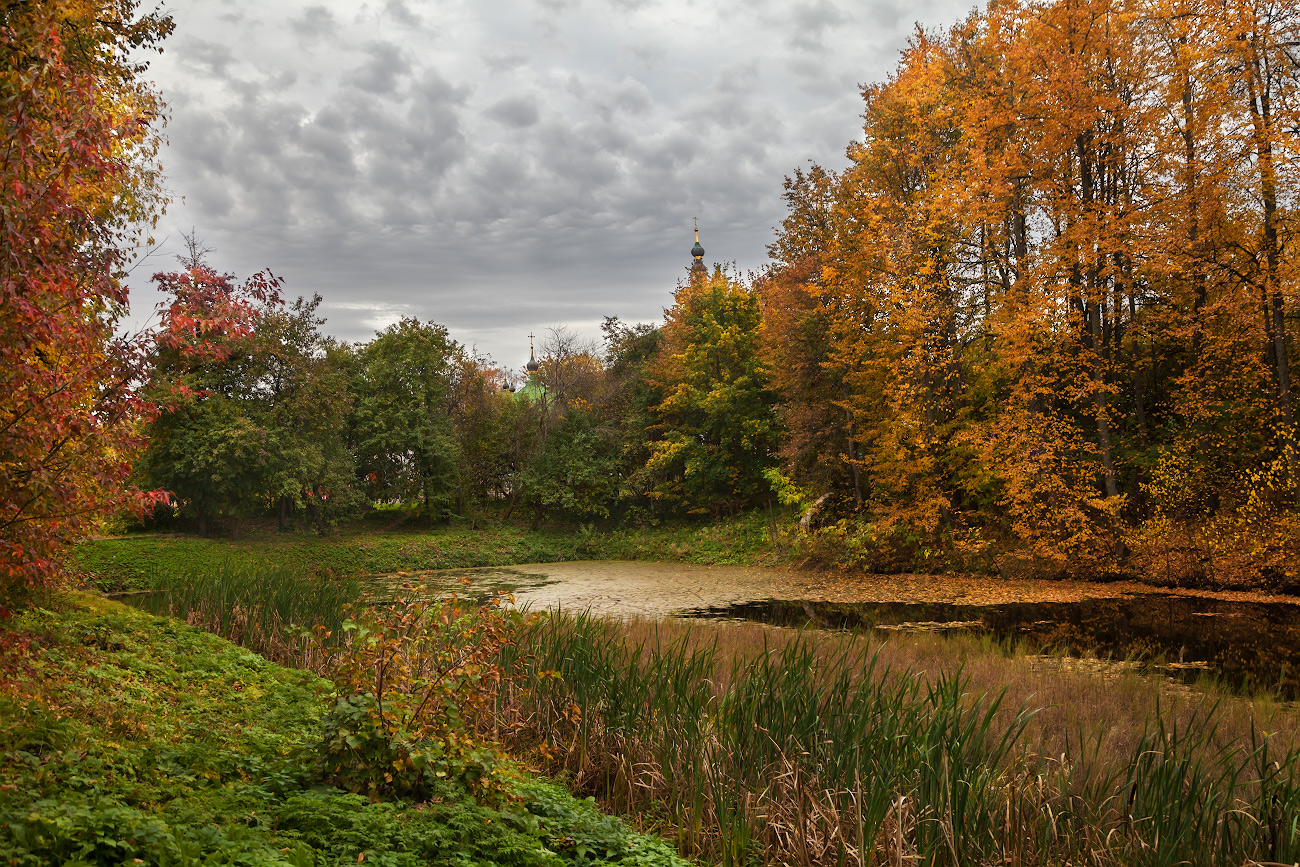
[[132, 0, 975, 370]]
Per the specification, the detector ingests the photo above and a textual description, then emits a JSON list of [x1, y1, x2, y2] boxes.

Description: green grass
[[73, 511, 794, 593], [0, 595, 691, 867]]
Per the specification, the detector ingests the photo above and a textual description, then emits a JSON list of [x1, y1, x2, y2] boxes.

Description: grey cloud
[[291, 5, 336, 41], [348, 41, 412, 95], [166, 62, 469, 237], [486, 95, 541, 128], [484, 50, 529, 73], [145, 0, 977, 367], [588, 78, 652, 120], [535, 0, 580, 12], [637, 131, 696, 171], [405, 70, 471, 173], [177, 37, 236, 79], [713, 62, 761, 97], [626, 42, 665, 69], [789, 0, 848, 52], [381, 0, 425, 30]]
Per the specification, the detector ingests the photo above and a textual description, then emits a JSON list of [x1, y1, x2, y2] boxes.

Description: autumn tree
[[762, 0, 1300, 577], [135, 262, 332, 538], [638, 270, 781, 515], [0, 0, 172, 591], [759, 166, 867, 508]]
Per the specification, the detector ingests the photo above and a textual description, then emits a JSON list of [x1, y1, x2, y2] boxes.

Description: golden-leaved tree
[[763, 0, 1300, 579]]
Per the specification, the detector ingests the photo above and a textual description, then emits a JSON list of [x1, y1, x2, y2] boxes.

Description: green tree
[[637, 271, 781, 514], [138, 263, 357, 537], [248, 295, 360, 532], [599, 317, 664, 513], [350, 319, 462, 522], [446, 355, 516, 520], [136, 263, 285, 537], [519, 408, 621, 521]]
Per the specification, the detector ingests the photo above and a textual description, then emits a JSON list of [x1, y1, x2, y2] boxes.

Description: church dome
[[691, 240, 705, 258], [526, 355, 540, 372]]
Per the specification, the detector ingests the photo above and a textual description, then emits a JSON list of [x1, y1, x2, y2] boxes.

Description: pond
[[414, 561, 1300, 700]]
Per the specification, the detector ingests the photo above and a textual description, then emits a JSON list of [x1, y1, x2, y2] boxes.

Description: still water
[[400, 561, 1300, 698], [684, 596, 1300, 699]]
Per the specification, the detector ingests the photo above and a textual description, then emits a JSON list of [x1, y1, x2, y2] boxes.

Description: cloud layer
[[136, 0, 973, 368]]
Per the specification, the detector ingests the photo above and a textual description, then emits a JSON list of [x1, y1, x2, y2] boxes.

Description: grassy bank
[[0, 594, 689, 866], [74, 512, 793, 592]]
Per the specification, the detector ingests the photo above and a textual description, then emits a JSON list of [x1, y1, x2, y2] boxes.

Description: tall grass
[[136, 558, 363, 670], [497, 612, 1300, 866], [126, 559, 1300, 866]]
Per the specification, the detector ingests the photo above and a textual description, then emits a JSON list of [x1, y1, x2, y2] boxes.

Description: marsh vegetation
[[103, 548, 1300, 866]]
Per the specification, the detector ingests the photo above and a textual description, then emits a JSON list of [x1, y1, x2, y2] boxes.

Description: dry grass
[[133, 555, 1300, 866], [496, 612, 1300, 866], [605, 616, 1300, 766]]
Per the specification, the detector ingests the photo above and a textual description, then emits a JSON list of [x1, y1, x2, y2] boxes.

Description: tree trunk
[[1180, 67, 1208, 364], [1076, 133, 1119, 501], [1092, 317, 1123, 501], [1126, 291, 1149, 445], [278, 495, 287, 532], [197, 502, 208, 537], [307, 485, 325, 535], [841, 384, 863, 508]]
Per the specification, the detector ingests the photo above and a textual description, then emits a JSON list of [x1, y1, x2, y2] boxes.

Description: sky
[[132, 0, 976, 370]]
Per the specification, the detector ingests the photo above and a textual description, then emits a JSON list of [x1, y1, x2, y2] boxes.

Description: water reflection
[[686, 596, 1300, 699]]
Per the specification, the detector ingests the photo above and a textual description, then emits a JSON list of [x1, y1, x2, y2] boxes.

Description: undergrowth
[[0, 595, 689, 867]]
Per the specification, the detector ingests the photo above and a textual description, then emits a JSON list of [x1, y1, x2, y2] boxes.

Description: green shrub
[[312, 588, 523, 801]]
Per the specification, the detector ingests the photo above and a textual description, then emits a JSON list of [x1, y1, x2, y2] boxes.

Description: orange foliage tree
[[762, 0, 1300, 579]]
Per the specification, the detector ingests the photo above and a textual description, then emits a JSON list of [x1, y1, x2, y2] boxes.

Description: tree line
[[133, 250, 783, 537]]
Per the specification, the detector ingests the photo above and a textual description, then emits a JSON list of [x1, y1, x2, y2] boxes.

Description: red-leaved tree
[[0, 1, 173, 600]]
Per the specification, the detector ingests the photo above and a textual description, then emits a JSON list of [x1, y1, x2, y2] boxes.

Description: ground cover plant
[[0, 593, 690, 867], [497, 613, 1300, 867]]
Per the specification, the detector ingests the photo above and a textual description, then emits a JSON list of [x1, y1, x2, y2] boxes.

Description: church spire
[[526, 331, 539, 373], [690, 218, 706, 276]]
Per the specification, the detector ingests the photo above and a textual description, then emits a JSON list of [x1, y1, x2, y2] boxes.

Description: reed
[[137, 557, 363, 671], [497, 612, 1300, 866], [131, 564, 1300, 866]]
